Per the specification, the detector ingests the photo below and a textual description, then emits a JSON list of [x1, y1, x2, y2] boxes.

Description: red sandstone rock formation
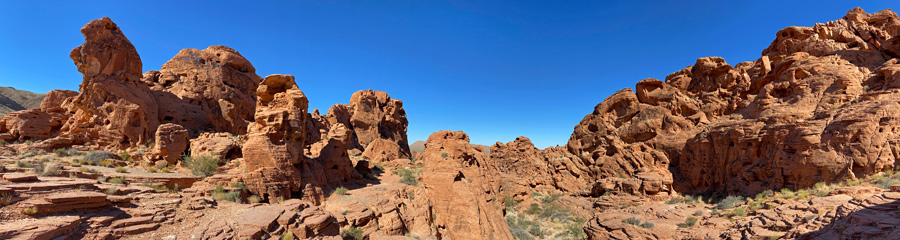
[[0, 17, 261, 152], [240, 75, 360, 203], [420, 130, 512, 240], [326, 90, 411, 158]]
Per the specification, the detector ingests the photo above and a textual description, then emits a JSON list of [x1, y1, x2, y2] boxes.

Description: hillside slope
[[0, 87, 45, 116]]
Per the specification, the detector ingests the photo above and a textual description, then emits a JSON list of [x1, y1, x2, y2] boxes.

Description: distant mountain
[[0, 87, 45, 116], [410, 140, 491, 155]]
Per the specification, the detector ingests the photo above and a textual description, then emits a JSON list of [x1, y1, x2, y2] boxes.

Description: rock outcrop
[[327, 90, 411, 158], [240, 75, 360, 203], [564, 8, 900, 197], [142, 45, 261, 135], [151, 123, 189, 165], [0, 17, 262, 151], [420, 131, 512, 240]]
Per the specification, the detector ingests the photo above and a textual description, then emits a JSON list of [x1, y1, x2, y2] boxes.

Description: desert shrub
[[230, 182, 247, 190], [22, 206, 38, 215], [715, 196, 744, 209], [640, 221, 655, 229], [53, 148, 69, 157], [505, 197, 519, 210], [23, 140, 33, 145], [97, 176, 107, 182], [524, 203, 542, 215], [440, 152, 448, 158], [755, 189, 774, 200], [679, 216, 698, 228], [15, 160, 33, 168], [41, 163, 62, 176], [0, 193, 13, 206], [667, 195, 703, 205], [22, 151, 38, 158], [99, 159, 115, 167], [108, 177, 125, 184], [211, 185, 226, 200], [622, 216, 641, 225], [733, 207, 747, 217], [797, 189, 811, 199], [154, 161, 167, 170], [119, 152, 132, 162], [876, 176, 900, 189], [67, 148, 82, 156], [342, 227, 363, 240], [115, 166, 128, 173], [396, 167, 419, 186], [0, 140, 6, 145], [84, 151, 114, 165], [281, 232, 294, 240], [333, 186, 348, 196], [749, 201, 763, 211], [225, 191, 241, 203], [248, 195, 261, 204], [693, 210, 704, 216], [184, 155, 222, 178], [106, 186, 118, 195], [844, 178, 861, 186], [779, 188, 795, 198]]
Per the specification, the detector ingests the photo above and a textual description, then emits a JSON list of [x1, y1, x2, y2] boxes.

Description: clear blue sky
[[0, 1, 895, 148]]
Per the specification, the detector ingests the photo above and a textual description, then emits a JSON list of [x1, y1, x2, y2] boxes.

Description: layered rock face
[[241, 75, 360, 203], [420, 131, 512, 240], [564, 8, 900, 197]]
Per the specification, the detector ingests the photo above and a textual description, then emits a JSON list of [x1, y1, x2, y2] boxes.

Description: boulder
[[151, 123, 189, 165], [189, 132, 241, 160]]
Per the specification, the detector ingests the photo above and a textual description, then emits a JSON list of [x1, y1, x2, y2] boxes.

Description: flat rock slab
[[46, 191, 106, 203], [2, 173, 38, 182], [234, 205, 284, 231], [1, 178, 97, 193], [0, 215, 82, 240]]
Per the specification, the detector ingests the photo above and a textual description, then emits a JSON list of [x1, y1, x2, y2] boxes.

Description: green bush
[[184, 155, 222, 178], [119, 152, 132, 162], [281, 231, 293, 240], [108, 177, 125, 184], [229, 182, 247, 190], [84, 151, 114, 165], [639, 221, 655, 229], [622, 216, 641, 225], [0, 193, 13, 206], [248, 195, 261, 204], [733, 207, 746, 217], [334, 186, 348, 195], [715, 196, 744, 209], [0, 140, 6, 146], [342, 227, 363, 240], [693, 210, 704, 216], [505, 197, 519, 210], [67, 148, 82, 156], [440, 152, 448, 158], [53, 148, 69, 157], [666, 195, 703, 205], [115, 166, 128, 173], [41, 163, 62, 176], [396, 167, 419, 186], [679, 216, 698, 228]]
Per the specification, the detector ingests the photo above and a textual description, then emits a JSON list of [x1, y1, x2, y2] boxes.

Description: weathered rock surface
[[420, 131, 512, 240], [142, 45, 261, 135], [326, 90, 410, 158], [0, 17, 262, 151], [241, 75, 359, 203], [150, 123, 189, 165], [189, 132, 242, 160]]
